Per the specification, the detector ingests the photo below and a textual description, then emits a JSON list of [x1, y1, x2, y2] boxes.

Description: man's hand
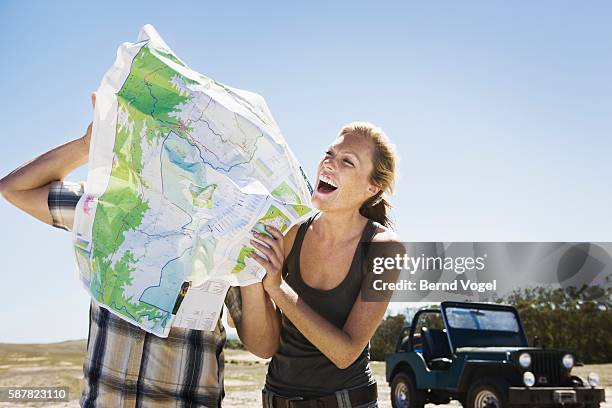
[[81, 92, 96, 152]]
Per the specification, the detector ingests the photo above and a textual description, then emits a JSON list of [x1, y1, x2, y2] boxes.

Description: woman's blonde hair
[[338, 121, 398, 228]]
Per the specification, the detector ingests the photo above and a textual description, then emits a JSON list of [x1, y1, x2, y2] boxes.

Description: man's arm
[[0, 94, 94, 222], [0, 135, 89, 223]]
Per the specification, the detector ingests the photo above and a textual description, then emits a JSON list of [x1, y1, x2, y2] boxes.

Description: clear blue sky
[[1, 1, 611, 343]]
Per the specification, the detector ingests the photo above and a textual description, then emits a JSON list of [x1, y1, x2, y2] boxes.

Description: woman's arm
[[267, 280, 387, 369], [234, 283, 281, 358], [0, 94, 94, 223], [251, 225, 403, 369], [235, 224, 300, 358]]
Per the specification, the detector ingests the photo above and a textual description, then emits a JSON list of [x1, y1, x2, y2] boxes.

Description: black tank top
[[265, 213, 378, 398]]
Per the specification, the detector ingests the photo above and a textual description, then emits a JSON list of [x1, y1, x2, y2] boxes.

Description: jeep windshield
[[446, 308, 520, 332], [442, 302, 529, 349]]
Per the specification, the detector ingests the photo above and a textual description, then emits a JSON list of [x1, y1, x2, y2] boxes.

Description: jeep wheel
[[390, 372, 425, 408], [466, 380, 508, 408]]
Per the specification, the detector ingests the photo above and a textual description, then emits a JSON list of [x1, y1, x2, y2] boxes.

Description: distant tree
[[500, 283, 612, 364], [370, 314, 407, 361]]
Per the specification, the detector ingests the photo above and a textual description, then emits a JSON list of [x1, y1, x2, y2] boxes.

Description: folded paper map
[[72, 24, 314, 337]]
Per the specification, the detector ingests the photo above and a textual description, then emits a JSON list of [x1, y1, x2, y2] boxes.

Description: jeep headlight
[[562, 354, 574, 369], [523, 371, 535, 387], [519, 352, 531, 368], [587, 372, 600, 387]]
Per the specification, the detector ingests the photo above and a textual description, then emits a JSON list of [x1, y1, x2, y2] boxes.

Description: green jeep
[[385, 301, 606, 407]]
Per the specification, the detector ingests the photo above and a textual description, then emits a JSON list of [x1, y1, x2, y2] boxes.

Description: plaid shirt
[[48, 180, 243, 408]]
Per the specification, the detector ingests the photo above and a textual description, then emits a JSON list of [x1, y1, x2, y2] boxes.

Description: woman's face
[[311, 133, 380, 212]]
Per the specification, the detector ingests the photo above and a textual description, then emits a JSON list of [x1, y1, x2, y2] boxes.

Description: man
[[0, 94, 280, 407]]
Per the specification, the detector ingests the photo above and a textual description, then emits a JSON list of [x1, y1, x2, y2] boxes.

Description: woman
[[249, 122, 401, 408]]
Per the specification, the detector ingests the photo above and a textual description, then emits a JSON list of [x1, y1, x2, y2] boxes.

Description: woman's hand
[[249, 225, 285, 292]]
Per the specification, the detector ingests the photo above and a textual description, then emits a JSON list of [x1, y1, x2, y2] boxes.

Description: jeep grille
[[531, 351, 565, 386]]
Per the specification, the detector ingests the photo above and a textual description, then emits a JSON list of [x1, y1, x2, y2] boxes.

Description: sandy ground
[[222, 352, 611, 408], [0, 341, 610, 407]]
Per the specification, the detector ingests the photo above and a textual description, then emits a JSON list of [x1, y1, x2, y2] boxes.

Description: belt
[[264, 383, 377, 408]]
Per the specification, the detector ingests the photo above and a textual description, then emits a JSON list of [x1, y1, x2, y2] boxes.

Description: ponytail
[[359, 191, 394, 228]]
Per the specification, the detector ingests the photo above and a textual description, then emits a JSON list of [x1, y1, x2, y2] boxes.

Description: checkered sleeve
[[224, 286, 242, 325], [47, 180, 85, 232]]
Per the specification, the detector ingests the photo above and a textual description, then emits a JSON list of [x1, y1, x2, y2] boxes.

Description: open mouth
[[316, 179, 338, 194]]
